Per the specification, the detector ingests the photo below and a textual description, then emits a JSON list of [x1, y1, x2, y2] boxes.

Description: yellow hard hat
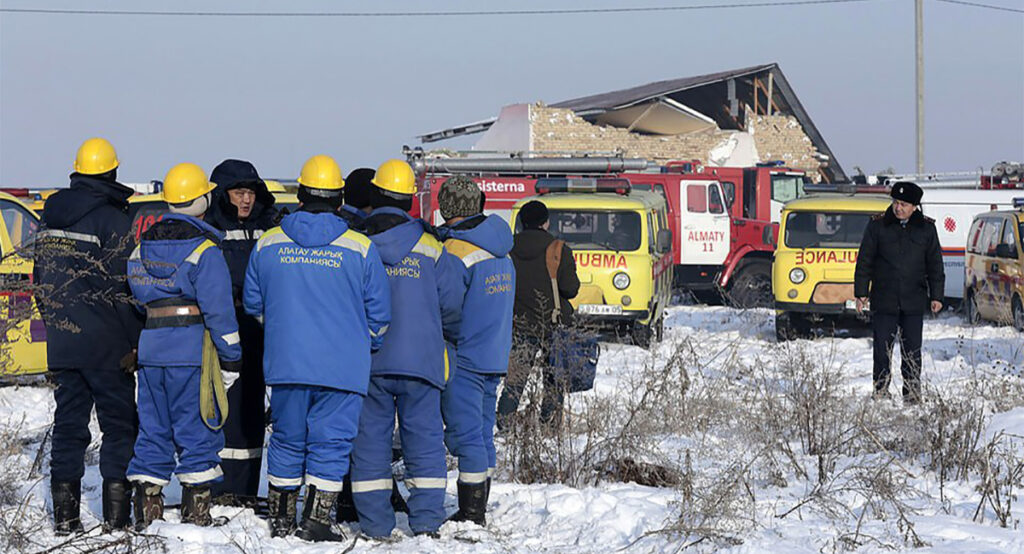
[[162, 163, 216, 204], [371, 159, 416, 196], [298, 155, 344, 190], [74, 137, 119, 175]]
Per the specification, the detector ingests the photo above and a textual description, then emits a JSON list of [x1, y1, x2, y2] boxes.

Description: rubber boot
[[335, 475, 358, 523], [266, 485, 298, 537], [181, 484, 213, 526], [390, 478, 408, 514], [132, 482, 164, 531], [51, 480, 83, 535], [296, 485, 345, 542], [448, 481, 487, 526], [102, 479, 133, 531]]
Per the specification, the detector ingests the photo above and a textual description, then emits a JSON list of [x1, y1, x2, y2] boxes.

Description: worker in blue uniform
[[244, 154, 391, 542], [205, 159, 277, 506], [435, 175, 515, 526], [126, 163, 242, 529], [349, 160, 463, 538], [34, 138, 142, 534]]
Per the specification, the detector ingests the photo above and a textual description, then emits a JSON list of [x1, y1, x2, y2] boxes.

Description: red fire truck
[[408, 150, 806, 307]]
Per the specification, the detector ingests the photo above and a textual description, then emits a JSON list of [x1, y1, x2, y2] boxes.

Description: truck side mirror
[[656, 229, 672, 254], [996, 243, 1018, 259]]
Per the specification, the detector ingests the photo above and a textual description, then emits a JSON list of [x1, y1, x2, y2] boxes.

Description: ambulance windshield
[[544, 210, 642, 252], [785, 211, 872, 248]]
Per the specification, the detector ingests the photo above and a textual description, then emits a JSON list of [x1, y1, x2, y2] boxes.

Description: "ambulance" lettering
[[795, 250, 858, 265], [574, 252, 627, 269]]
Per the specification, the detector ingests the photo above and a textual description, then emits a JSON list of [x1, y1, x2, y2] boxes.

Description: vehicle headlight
[[789, 268, 806, 284], [613, 272, 630, 290]]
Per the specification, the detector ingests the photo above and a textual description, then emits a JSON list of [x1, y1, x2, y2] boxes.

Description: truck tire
[[963, 289, 980, 326], [727, 261, 772, 309]]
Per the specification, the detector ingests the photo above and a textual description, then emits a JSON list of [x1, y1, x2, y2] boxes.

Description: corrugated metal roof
[[551, 64, 776, 112]]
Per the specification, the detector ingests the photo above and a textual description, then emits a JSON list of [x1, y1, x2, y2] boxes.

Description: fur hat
[[890, 181, 923, 205]]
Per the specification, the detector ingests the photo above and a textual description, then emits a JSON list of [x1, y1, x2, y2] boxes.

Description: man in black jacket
[[205, 159, 277, 505], [34, 138, 142, 533], [854, 181, 944, 404], [497, 200, 580, 426]]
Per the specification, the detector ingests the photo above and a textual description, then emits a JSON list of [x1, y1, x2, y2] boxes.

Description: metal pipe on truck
[[409, 156, 652, 175]]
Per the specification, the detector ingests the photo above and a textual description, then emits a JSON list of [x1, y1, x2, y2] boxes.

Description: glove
[[119, 350, 138, 374], [221, 369, 240, 391]]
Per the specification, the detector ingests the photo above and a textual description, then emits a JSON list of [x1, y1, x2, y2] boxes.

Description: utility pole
[[916, 0, 924, 173]]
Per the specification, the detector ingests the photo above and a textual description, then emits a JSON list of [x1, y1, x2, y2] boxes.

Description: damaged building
[[419, 63, 846, 183]]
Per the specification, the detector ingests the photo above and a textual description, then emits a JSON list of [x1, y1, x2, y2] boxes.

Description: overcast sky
[[1, 0, 1021, 187]]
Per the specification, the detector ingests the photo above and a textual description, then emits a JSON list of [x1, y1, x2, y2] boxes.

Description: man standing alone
[[854, 181, 944, 404], [497, 200, 579, 427]]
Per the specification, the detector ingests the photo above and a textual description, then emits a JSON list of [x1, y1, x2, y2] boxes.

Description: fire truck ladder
[[403, 146, 652, 175]]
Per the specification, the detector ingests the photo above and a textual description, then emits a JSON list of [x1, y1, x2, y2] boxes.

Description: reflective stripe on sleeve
[[405, 477, 447, 489], [460, 249, 494, 268], [219, 447, 263, 460], [184, 240, 216, 265], [256, 230, 292, 251], [305, 474, 343, 492], [457, 471, 488, 484], [268, 474, 303, 488], [38, 229, 101, 246], [222, 331, 240, 345], [331, 233, 370, 257], [411, 240, 441, 261], [369, 324, 389, 338], [177, 465, 223, 484], [351, 478, 393, 493]]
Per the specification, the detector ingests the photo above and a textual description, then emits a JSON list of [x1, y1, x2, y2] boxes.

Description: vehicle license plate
[[577, 304, 623, 315]]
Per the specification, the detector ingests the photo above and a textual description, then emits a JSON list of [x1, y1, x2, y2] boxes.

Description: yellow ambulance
[[963, 200, 1024, 329], [510, 178, 673, 347], [0, 191, 46, 375], [772, 192, 891, 340]]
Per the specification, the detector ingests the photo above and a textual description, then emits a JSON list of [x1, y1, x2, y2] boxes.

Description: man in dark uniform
[[854, 181, 944, 404], [34, 137, 142, 533], [205, 159, 277, 505]]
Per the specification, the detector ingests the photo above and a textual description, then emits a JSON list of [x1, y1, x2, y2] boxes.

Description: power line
[[933, 0, 1024, 14], [0, 0, 884, 17]]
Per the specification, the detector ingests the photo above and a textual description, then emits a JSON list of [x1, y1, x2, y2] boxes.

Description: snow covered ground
[[2, 306, 1023, 552]]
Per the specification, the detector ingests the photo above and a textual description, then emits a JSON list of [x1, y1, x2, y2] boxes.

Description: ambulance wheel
[[1013, 297, 1024, 332], [728, 262, 772, 309], [631, 322, 653, 349], [775, 312, 809, 341], [963, 289, 980, 326]]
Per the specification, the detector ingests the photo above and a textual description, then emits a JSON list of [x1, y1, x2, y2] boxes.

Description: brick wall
[[746, 107, 823, 180], [527, 103, 824, 181]]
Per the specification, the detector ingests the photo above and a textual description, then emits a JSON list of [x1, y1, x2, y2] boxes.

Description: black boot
[[390, 478, 408, 514], [102, 479, 132, 531], [51, 480, 83, 535], [296, 485, 345, 542], [448, 481, 487, 526], [181, 484, 213, 526], [335, 476, 358, 523], [266, 485, 298, 537], [132, 482, 164, 531]]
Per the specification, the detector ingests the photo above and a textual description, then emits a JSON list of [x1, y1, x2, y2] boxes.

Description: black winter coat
[[510, 228, 580, 333], [854, 207, 945, 315], [34, 176, 143, 370], [205, 180, 277, 377]]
